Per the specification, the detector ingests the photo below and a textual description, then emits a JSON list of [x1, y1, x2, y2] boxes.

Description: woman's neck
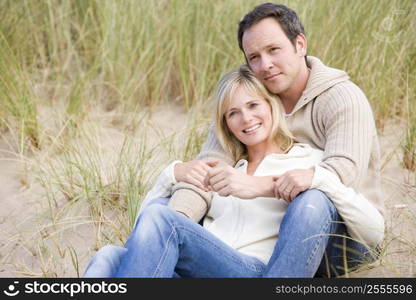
[[246, 142, 283, 175]]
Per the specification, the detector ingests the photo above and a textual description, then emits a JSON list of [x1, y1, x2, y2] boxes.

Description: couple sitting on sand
[[83, 3, 385, 278]]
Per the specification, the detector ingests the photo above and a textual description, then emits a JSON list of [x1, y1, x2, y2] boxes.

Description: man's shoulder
[[313, 80, 370, 110], [302, 56, 367, 106]]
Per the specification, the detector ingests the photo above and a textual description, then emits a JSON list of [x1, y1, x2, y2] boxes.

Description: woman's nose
[[240, 110, 253, 123]]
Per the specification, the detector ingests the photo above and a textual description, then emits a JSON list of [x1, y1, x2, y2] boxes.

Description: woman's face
[[225, 85, 273, 148]]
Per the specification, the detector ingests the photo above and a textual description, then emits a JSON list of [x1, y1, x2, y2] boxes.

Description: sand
[[0, 108, 415, 277]]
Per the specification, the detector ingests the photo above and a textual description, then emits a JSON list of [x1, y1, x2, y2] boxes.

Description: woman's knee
[[134, 204, 176, 235], [291, 189, 338, 222], [141, 203, 174, 220]]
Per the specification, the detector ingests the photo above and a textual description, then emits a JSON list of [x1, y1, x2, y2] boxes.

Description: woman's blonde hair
[[215, 65, 294, 161]]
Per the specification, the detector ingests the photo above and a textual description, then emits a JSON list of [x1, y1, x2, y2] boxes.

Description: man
[[173, 3, 384, 277]]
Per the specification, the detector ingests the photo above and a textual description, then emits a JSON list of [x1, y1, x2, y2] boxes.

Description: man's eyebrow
[[246, 50, 257, 57], [264, 43, 280, 49], [247, 43, 280, 56], [246, 49, 260, 57]]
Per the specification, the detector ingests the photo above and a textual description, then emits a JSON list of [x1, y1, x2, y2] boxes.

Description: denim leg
[[147, 196, 170, 206], [83, 245, 127, 277], [315, 223, 380, 278], [115, 204, 266, 278], [83, 197, 171, 278], [263, 189, 340, 277]]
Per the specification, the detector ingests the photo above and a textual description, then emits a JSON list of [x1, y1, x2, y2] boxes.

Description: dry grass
[[0, 0, 415, 277]]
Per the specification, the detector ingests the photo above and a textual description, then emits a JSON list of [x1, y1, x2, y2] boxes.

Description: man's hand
[[273, 168, 314, 203], [205, 164, 274, 199], [174, 160, 218, 191]]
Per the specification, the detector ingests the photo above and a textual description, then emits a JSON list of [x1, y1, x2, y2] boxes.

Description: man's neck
[[279, 63, 310, 114]]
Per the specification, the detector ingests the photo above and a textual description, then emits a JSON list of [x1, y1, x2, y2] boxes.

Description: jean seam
[[176, 224, 264, 274], [305, 217, 331, 267], [152, 225, 177, 277]]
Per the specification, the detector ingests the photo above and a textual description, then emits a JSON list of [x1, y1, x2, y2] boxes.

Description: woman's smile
[[243, 123, 262, 134]]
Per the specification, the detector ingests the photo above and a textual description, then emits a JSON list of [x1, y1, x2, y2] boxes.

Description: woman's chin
[[242, 137, 268, 148]]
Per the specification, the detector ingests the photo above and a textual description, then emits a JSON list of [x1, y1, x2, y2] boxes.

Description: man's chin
[[265, 86, 283, 95], [263, 81, 285, 95]]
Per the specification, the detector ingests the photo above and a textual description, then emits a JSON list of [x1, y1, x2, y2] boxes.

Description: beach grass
[[0, 0, 415, 277]]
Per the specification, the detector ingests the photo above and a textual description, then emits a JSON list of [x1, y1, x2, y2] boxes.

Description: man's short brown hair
[[237, 3, 305, 52]]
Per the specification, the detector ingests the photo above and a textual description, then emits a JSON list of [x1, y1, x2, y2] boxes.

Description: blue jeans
[[86, 203, 265, 277], [263, 189, 377, 277], [83, 190, 377, 277]]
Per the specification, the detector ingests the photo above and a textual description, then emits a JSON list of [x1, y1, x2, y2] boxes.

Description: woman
[[84, 66, 384, 277]]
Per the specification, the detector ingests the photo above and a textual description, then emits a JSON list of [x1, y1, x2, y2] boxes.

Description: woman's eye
[[249, 103, 258, 108]]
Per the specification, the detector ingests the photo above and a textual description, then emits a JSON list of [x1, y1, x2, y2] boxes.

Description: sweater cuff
[[311, 164, 337, 189], [168, 182, 213, 222], [169, 189, 208, 222], [163, 160, 181, 187], [310, 165, 323, 189]]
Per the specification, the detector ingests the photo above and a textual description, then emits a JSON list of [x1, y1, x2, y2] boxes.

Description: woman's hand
[[174, 160, 218, 191], [205, 164, 274, 199], [273, 168, 314, 203]]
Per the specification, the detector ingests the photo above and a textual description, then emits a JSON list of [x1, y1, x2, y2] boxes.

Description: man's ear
[[296, 33, 307, 57]]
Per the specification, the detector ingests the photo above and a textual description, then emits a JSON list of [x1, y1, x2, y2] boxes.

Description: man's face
[[242, 17, 307, 96]]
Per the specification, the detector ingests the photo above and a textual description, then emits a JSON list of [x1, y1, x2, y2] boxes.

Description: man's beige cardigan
[[169, 56, 384, 223]]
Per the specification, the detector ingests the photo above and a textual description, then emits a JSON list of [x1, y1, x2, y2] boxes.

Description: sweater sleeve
[[311, 165, 385, 246], [168, 182, 213, 222], [316, 81, 377, 189], [165, 123, 233, 221], [137, 160, 181, 214]]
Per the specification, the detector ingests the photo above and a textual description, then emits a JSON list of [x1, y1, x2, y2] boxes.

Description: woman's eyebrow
[[226, 106, 238, 113]]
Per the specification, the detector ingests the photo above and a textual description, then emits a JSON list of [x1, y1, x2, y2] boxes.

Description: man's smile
[[264, 72, 282, 81]]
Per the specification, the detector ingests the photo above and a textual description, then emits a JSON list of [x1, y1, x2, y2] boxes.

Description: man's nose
[[260, 55, 273, 71]]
